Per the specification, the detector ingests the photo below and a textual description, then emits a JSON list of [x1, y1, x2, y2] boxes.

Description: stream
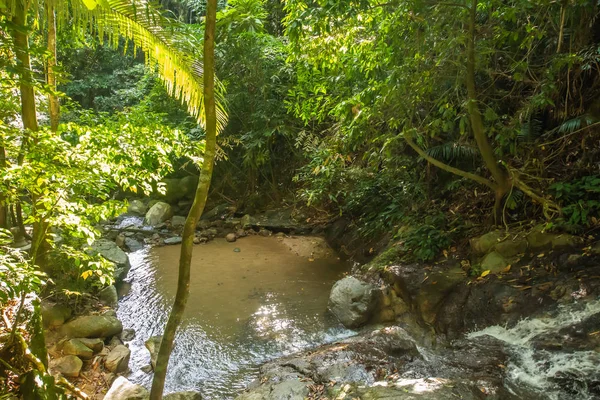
[[116, 235, 355, 398]]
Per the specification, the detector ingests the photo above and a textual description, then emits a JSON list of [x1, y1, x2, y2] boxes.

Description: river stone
[[50, 355, 82, 378], [104, 376, 149, 400], [164, 392, 203, 400], [480, 251, 509, 274], [120, 328, 136, 342], [78, 338, 104, 353], [105, 345, 131, 373], [328, 276, 377, 328], [61, 339, 93, 359], [161, 176, 198, 203], [41, 301, 72, 328], [127, 199, 147, 215], [164, 236, 183, 245], [145, 335, 162, 369], [125, 237, 143, 252], [494, 237, 528, 257], [171, 215, 186, 228], [99, 285, 118, 306], [226, 233, 237, 242], [145, 202, 174, 226], [470, 230, 503, 255], [202, 203, 230, 220], [527, 224, 580, 249], [61, 315, 122, 338], [91, 239, 131, 281]]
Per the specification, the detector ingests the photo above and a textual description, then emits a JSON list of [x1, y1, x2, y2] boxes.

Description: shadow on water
[[116, 235, 355, 399]]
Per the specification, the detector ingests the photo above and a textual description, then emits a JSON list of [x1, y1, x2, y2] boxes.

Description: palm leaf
[[425, 142, 479, 164]]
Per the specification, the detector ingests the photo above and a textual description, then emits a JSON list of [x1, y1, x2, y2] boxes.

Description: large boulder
[[145, 335, 162, 369], [98, 285, 118, 307], [91, 239, 131, 281], [161, 176, 198, 203], [61, 315, 122, 338], [105, 345, 131, 373], [41, 301, 72, 329], [164, 392, 203, 400], [104, 377, 149, 400], [127, 199, 147, 215], [144, 202, 173, 226], [328, 277, 377, 328], [470, 230, 504, 255], [527, 224, 581, 249], [480, 251, 509, 274], [78, 338, 104, 353], [61, 339, 93, 360], [49, 355, 82, 378]]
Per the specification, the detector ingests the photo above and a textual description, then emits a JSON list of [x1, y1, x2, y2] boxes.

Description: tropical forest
[[1, 0, 600, 399]]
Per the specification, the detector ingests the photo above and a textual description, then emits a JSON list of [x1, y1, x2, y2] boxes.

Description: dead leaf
[[481, 270, 491, 278]]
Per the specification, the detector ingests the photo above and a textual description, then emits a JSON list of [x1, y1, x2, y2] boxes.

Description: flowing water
[[468, 299, 600, 399], [116, 235, 354, 398]]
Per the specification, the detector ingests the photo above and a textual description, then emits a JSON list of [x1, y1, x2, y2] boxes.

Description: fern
[[558, 115, 595, 134], [518, 117, 542, 142], [425, 142, 479, 164]]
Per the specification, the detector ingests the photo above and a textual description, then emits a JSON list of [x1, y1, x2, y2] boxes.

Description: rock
[[127, 199, 147, 215], [91, 239, 131, 281], [98, 285, 118, 307], [470, 230, 503, 255], [104, 377, 149, 400], [171, 216, 186, 228], [61, 315, 122, 338], [240, 214, 251, 229], [258, 229, 271, 237], [115, 234, 125, 248], [61, 339, 94, 359], [103, 309, 118, 318], [145, 335, 162, 369], [164, 392, 203, 400], [328, 277, 377, 328], [50, 355, 82, 378], [225, 233, 237, 242], [144, 202, 174, 226], [105, 345, 131, 373], [78, 338, 104, 353], [480, 251, 508, 274], [199, 228, 218, 238], [41, 301, 71, 328], [161, 176, 198, 203], [120, 328, 136, 342], [197, 219, 211, 230], [494, 237, 528, 257], [527, 224, 580, 249], [141, 364, 153, 373], [233, 247, 241, 253], [164, 236, 183, 245], [125, 237, 143, 252], [108, 336, 123, 348], [202, 203, 231, 220], [193, 237, 201, 244], [236, 229, 247, 238], [591, 241, 600, 255]]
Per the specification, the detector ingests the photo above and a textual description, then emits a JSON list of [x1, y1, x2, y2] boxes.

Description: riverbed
[[116, 235, 354, 398]]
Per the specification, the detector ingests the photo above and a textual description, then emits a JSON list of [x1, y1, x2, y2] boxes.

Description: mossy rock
[[494, 237, 528, 258], [480, 251, 508, 274], [470, 230, 504, 255], [527, 224, 581, 249]]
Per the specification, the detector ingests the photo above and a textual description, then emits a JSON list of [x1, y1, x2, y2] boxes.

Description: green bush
[[550, 175, 600, 229], [402, 214, 451, 262]]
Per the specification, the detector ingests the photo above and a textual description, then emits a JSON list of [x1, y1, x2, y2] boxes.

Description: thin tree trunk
[[149, 0, 219, 396], [47, 0, 59, 131], [0, 145, 6, 229], [466, 0, 509, 220]]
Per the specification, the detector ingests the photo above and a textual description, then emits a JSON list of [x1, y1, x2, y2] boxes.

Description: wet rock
[[415, 265, 466, 324], [258, 228, 271, 237], [108, 336, 123, 348], [470, 230, 503, 255], [236, 229, 247, 238], [125, 237, 143, 252], [50, 355, 82, 378], [145, 202, 174, 226], [164, 236, 183, 245], [164, 392, 203, 400], [226, 233, 237, 242], [61, 339, 93, 359], [127, 199, 147, 215], [120, 328, 136, 342], [91, 239, 131, 281], [202, 203, 231, 220], [104, 376, 149, 400], [41, 301, 72, 328], [141, 364, 153, 373], [171, 215, 186, 228], [480, 251, 509, 273], [61, 315, 122, 338], [105, 345, 131, 373], [197, 219, 212, 230], [233, 247, 241, 253], [115, 234, 126, 248], [98, 285, 118, 307], [145, 335, 162, 369], [78, 338, 104, 353], [328, 276, 377, 328]]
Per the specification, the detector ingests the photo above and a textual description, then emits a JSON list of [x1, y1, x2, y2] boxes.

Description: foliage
[[550, 176, 600, 229], [402, 214, 452, 262]]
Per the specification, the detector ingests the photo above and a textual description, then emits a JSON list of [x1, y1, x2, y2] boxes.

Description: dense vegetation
[[1, 0, 600, 397]]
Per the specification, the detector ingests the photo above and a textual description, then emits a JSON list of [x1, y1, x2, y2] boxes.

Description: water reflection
[[117, 236, 355, 399]]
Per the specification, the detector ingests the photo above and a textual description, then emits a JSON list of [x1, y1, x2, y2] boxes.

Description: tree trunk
[[0, 145, 6, 229], [149, 0, 219, 397], [466, 0, 510, 220], [47, 0, 59, 131]]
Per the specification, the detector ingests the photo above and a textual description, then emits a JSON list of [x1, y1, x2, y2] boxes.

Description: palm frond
[[425, 142, 479, 164], [517, 117, 542, 142], [558, 115, 595, 134]]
